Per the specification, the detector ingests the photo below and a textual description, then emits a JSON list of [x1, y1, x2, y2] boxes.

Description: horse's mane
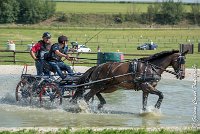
[[140, 50, 179, 62]]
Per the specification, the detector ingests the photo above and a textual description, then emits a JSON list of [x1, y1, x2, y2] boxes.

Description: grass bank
[[0, 128, 200, 134]]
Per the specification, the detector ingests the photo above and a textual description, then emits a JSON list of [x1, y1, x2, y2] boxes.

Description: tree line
[[0, 0, 200, 25], [113, 0, 200, 25], [140, 0, 200, 25], [0, 0, 55, 24]]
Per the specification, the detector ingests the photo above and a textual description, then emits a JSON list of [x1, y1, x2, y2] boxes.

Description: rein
[[67, 60, 178, 88], [147, 62, 178, 76], [130, 59, 178, 76], [65, 72, 133, 88]]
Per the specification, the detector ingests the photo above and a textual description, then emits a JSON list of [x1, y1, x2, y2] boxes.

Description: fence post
[[14, 51, 16, 64]]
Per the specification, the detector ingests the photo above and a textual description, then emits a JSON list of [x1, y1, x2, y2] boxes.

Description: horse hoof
[[142, 108, 146, 112], [154, 105, 160, 109], [98, 104, 103, 109]]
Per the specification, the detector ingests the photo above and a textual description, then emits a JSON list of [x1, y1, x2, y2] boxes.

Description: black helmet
[[42, 32, 51, 39], [58, 35, 68, 43]]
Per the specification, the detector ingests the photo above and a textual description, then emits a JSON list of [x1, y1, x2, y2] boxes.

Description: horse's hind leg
[[70, 87, 85, 104], [96, 93, 106, 109], [84, 89, 98, 103]]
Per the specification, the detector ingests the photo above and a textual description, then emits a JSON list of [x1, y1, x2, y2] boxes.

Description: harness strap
[[151, 64, 161, 76], [129, 59, 138, 75], [67, 72, 133, 88], [144, 61, 148, 79], [148, 62, 178, 76], [106, 63, 114, 77], [137, 59, 178, 76], [133, 61, 161, 83]]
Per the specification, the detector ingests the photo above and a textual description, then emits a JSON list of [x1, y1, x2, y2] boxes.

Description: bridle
[[138, 53, 186, 79], [174, 54, 186, 79], [154, 53, 186, 79]]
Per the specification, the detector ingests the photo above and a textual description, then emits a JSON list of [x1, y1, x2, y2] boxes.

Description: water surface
[[0, 74, 199, 128]]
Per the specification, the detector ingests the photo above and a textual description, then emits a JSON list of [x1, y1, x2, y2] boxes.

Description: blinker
[[178, 56, 185, 64]]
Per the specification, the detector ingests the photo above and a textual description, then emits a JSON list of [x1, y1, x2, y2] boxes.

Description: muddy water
[[0, 74, 199, 128]]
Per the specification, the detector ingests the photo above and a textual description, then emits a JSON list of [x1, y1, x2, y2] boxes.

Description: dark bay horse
[[71, 50, 188, 111]]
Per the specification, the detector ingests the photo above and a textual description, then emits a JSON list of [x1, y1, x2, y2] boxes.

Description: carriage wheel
[[39, 83, 62, 106], [15, 80, 32, 104]]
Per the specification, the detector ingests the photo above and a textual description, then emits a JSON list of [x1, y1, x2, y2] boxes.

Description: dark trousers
[[48, 61, 74, 79], [35, 59, 50, 76]]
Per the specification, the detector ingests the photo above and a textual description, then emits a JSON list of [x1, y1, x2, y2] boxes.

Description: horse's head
[[171, 50, 189, 80]]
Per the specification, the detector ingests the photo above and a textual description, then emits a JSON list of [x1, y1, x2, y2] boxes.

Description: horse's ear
[[182, 50, 189, 56]]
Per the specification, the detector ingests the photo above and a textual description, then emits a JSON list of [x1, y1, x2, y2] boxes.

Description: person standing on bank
[[30, 32, 52, 76], [45, 35, 74, 79]]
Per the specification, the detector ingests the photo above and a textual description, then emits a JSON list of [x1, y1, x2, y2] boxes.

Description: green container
[[97, 52, 124, 65]]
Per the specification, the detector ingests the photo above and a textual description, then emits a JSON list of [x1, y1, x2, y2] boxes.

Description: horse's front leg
[[140, 82, 164, 109], [142, 91, 149, 111], [154, 90, 164, 109]]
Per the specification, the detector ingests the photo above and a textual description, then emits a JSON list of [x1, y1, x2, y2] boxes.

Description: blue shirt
[[49, 43, 68, 61]]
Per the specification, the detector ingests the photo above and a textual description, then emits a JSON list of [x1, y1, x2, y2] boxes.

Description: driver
[[45, 35, 74, 79]]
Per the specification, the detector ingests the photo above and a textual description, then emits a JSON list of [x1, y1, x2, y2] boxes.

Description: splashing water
[[139, 106, 162, 117], [77, 99, 91, 113]]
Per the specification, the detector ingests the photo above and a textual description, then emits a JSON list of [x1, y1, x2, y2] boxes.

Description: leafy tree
[[191, 3, 200, 25], [158, 0, 184, 25], [0, 0, 19, 23], [45, 0, 56, 18], [0, 0, 55, 24], [17, 0, 55, 24], [144, 0, 185, 25], [146, 3, 161, 24]]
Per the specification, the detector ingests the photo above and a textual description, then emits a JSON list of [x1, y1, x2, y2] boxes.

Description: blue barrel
[[97, 52, 124, 65]]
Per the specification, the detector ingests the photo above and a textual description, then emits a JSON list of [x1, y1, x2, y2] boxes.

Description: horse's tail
[[71, 66, 97, 101]]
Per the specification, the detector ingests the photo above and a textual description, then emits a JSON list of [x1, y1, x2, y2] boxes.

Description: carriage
[[15, 65, 83, 106], [15, 50, 188, 111]]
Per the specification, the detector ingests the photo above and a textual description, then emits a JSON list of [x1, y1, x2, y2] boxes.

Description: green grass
[[0, 27, 199, 68], [55, 2, 192, 14], [56, 2, 149, 14], [0, 128, 199, 134]]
